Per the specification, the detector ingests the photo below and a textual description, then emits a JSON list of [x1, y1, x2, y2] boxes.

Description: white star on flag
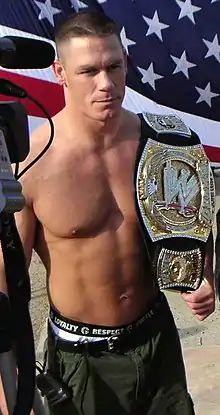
[[196, 82, 219, 107], [203, 34, 220, 63], [120, 27, 136, 55], [176, 0, 201, 24], [71, 0, 87, 11], [142, 10, 169, 42], [34, 0, 62, 26], [171, 50, 196, 79], [137, 63, 164, 90]]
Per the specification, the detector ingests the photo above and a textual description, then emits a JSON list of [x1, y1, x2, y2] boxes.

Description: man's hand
[[181, 279, 215, 321]]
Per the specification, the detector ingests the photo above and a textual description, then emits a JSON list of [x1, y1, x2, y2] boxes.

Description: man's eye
[[83, 69, 97, 75], [109, 64, 120, 70]]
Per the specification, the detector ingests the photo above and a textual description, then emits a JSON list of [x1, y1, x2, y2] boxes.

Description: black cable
[[16, 93, 54, 180], [14, 162, 19, 178], [36, 361, 44, 372]]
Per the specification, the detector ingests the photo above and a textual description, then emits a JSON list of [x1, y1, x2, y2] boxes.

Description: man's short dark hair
[[55, 10, 121, 57]]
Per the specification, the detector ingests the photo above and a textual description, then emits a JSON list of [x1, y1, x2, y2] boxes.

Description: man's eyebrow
[[76, 64, 97, 72], [76, 59, 124, 72], [108, 58, 124, 66]]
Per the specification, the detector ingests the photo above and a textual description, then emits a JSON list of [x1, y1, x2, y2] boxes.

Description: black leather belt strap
[[48, 324, 129, 353]]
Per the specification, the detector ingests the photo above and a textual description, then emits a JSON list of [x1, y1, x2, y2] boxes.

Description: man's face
[[54, 34, 127, 122]]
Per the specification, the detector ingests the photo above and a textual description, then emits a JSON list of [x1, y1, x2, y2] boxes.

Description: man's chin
[[97, 106, 121, 122], [91, 99, 122, 120], [100, 111, 116, 121]]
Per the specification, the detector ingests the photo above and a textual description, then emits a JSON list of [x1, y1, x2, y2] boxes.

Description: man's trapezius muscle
[[17, 108, 155, 326]]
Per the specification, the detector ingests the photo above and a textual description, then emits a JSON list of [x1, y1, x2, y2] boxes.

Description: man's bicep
[[14, 204, 37, 267]]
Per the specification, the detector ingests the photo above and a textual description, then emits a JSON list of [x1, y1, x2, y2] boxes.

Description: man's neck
[[64, 106, 124, 149]]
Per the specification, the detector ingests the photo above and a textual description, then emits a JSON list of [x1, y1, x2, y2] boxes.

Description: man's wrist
[[202, 266, 214, 287]]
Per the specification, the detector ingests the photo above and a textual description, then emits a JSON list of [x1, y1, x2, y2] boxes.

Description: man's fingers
[[190, 304, 214, 314], [181, 279, 215, 321], [181, 291, 214, 303], [194, 313, 209, 321], [184, 297, 214, 310]]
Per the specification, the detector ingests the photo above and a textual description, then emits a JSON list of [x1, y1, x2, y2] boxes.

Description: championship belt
[[134, 113, 215, 292]]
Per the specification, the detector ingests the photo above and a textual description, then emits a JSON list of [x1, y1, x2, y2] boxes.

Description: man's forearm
[[0, 251, 8, 295], [203, 231, 214, 283]]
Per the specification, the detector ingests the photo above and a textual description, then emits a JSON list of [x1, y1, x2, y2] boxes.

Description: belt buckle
[[107, 336, 119, 351]]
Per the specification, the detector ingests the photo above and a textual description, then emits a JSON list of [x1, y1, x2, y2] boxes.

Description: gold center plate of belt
[[136, 138, 215, 243]]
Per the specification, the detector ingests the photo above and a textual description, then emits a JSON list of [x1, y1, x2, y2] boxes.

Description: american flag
[[0, 0, 220, 163]]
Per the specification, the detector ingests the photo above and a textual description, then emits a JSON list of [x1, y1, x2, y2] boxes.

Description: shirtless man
[[0, 10, 215, 415]]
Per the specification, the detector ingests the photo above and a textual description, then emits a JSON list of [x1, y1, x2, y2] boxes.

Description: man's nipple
[[119, 294, 129, 301]]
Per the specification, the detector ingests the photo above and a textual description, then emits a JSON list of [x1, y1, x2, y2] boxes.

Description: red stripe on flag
[[204, 145, 220, 163], [0, 69, 64, 117]]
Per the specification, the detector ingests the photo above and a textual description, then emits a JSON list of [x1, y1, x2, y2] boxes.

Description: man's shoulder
[[29, 109, 65, 159], [30, 108, 69, 150], [30, 119, 52, 149], [122, 108, 141, 136], [18, 119, 53, 182]]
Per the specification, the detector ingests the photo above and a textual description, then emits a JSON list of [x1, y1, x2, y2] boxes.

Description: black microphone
[[0, 36, 55, 69], [0, 79, 27, 98]]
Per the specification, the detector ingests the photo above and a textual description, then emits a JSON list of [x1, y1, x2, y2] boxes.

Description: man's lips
[[96, 97, 119, 103]]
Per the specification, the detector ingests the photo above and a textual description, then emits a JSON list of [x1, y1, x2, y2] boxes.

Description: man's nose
[[98, 71, 114, 90]]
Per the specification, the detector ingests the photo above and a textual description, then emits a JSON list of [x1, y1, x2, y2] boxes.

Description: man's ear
[[52, 60, 67, 86]]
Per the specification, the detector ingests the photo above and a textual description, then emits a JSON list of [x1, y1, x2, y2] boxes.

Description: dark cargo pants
[[44, 296, 195, 415]]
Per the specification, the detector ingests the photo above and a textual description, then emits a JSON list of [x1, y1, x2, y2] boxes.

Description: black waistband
[[48, 292, 172, 353], [49, 291, 166, 338]]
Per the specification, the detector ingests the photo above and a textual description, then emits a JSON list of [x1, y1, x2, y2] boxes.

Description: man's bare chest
[[33, 143, 139, 238]]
